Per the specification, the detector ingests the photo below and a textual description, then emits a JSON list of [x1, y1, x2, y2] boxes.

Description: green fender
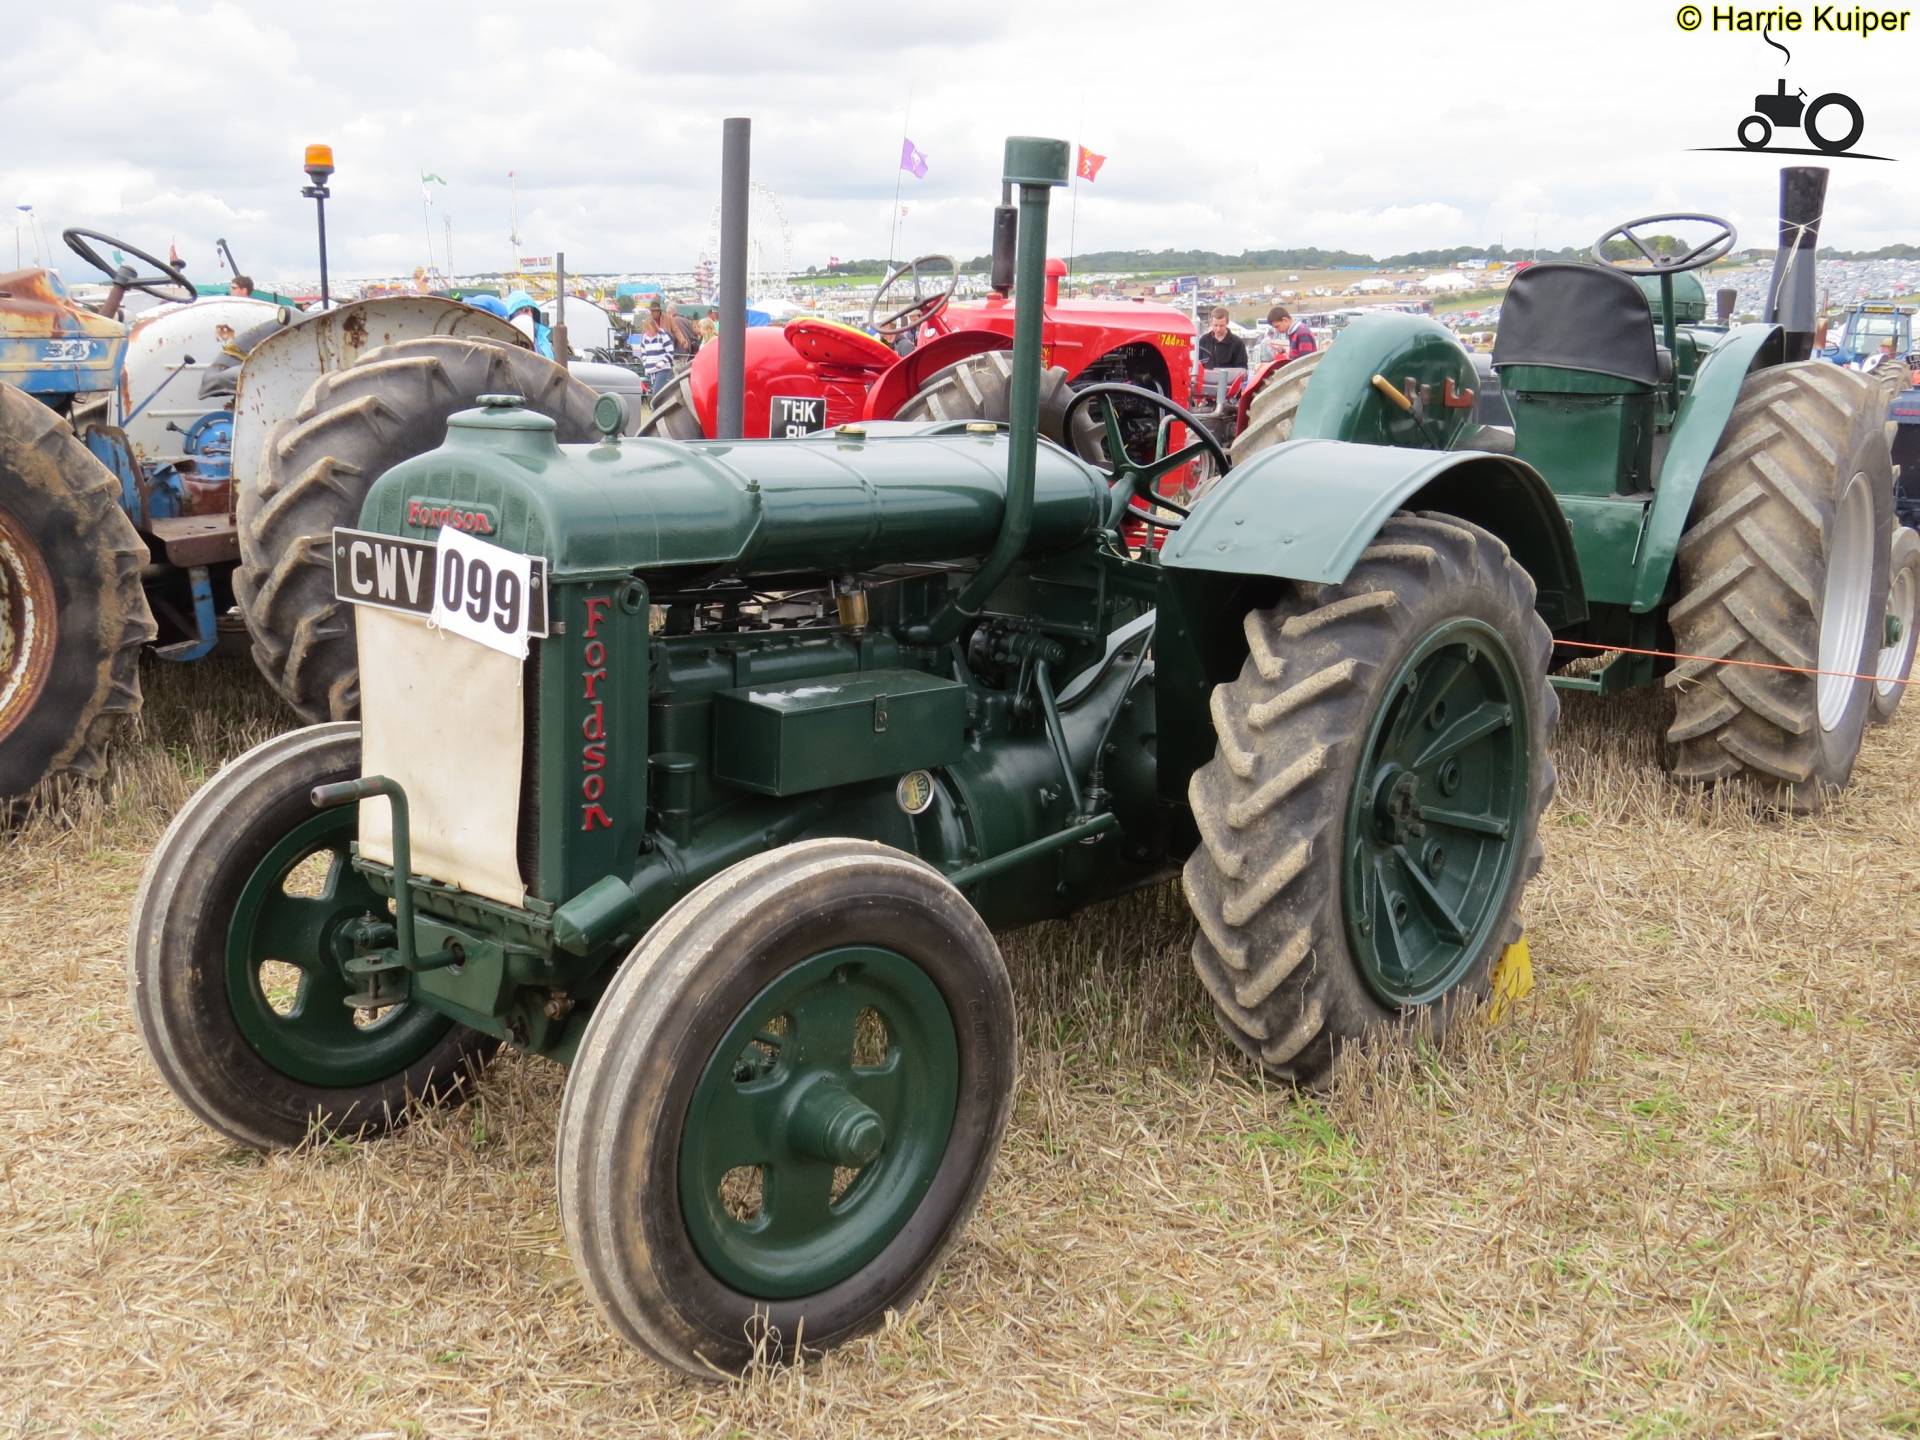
[[1160, 437, 1586, 628], [1628, 323, 1785, 612], [1290, 313, 1481, 449]]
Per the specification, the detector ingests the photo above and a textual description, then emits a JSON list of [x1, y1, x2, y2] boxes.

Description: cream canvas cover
[[355, 605, 528, 908]]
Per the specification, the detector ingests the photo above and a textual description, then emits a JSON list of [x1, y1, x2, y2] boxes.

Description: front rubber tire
[[1182, 512, 1556, 1084], [891, 349, 1098, 455], [0, 386, 154, 806], [1666, 362, 1893, 811], [234, 336, 601, 722], [557, 838, 1015, 1378], [128, 722, 495, 1149]]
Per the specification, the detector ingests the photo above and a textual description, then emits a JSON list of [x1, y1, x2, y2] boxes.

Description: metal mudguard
[[1161, 437, 1585, 629], [229, 297, 526, 491], [1626, 323, 1784, 612], [1289, 312, 1482, 450]]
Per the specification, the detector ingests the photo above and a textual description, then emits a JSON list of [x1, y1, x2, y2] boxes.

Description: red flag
[[1076, 146, 1106, 182], [168, 239, 181, 265]]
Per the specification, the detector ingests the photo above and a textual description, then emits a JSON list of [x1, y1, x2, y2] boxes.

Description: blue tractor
[[1, 227, 605, 807], [0, 230, 225, 805], [1819, 301, 1920, 527]]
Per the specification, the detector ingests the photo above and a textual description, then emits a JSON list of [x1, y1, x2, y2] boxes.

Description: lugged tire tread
[[235, 336, 600, 721]]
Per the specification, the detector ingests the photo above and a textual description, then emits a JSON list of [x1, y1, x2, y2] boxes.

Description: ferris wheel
[[700, 182, 794, 300]]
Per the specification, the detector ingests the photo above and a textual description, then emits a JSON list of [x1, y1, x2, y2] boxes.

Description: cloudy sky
[[5, 0, 1919, 286]]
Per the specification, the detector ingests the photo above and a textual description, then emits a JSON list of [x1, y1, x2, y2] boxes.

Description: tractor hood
[[361, 398, 1109, 579], [0, 267, 127, 397]]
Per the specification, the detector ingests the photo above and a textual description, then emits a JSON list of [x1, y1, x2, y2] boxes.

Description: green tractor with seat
[[1227, 170, 1912, 805], [132, 137, 1572, 1376]]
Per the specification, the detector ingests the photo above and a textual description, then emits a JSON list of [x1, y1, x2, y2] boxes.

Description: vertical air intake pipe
[[1766, 166, 1827, 362]]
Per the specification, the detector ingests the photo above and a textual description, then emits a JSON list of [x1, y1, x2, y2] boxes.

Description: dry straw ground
[[3, 656, 1918, 1438]]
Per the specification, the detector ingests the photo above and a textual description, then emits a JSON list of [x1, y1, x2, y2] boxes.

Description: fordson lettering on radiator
[[581, 594, 613, 832]]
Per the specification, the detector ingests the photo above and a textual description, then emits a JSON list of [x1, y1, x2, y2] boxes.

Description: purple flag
[[899, 138, 928, 179]]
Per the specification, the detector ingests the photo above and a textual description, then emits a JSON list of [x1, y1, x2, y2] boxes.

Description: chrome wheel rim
[[1818, 470, 1874, 733]]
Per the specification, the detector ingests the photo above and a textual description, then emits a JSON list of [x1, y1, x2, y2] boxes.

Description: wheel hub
[[679, 945, 959, 1300], [1371, 766, 1426, 844], [1341, 620, 1531, 1008]]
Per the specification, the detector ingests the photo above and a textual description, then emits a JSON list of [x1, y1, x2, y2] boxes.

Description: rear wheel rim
[[1876, 546, 1917, 701], [1343, 620, 1530, 1008], [1818, 470, 1875, 732], [679, 945, 959, 1299], [225, 809, 452, 1086], [0, 504, 57, 740]]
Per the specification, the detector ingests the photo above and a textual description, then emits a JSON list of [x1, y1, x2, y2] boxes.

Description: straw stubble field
[[2, 656, 1917, 1438]]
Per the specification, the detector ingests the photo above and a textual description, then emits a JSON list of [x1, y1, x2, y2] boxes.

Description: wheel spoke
[[759, 1159, 838, 1244], [1392, 844, 1468, 945], [1370, 855, 1408, 980], [1414, 700, 1513, 769], [1136, 441, 1211, 492], [844, 1054, 907, 1121], [1417, 804, 1510, 839], [788, 976, 872, 1072], [1099, 402, 1130, 468], [697, 1072, 793, 1170], [250, 895, 347, 972]]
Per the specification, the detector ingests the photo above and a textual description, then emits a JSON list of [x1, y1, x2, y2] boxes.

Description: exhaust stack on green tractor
[[132, 133, 1568, 1378]]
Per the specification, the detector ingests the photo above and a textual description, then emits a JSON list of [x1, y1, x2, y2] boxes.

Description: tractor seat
[[1492, 263, 1660, 391], [784, 317, 901, 371]]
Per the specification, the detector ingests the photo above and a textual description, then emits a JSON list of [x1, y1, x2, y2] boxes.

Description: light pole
[[302, 143, 335, 308]]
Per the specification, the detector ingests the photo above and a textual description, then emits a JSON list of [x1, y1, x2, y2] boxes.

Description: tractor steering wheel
[[1062, 382, 1231, 534], [868, 254, 959, 338], [1590, 213, 1738, 276], [61, 228, 198, 305]]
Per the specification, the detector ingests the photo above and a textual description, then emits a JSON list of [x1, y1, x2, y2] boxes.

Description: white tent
[[1423, 272, 1478, 293]]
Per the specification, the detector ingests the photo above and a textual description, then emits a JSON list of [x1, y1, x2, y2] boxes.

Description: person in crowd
[[505, 291, 554, 359], [637, 312, 676, 399], [1198, 305, 1248, 370], [649, 297, 696, 361], [228, 275, 255, 298], [1268, 305, 1318, 365], [695, 314, 718, 350]]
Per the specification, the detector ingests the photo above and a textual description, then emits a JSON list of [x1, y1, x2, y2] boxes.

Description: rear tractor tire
[[0, 385, 155, 808], [1182, 512, 1557, 1084], [128, 722, 495, 1149], [1665, 362, 1893, 810], [1872, 524, 1919, 723], [637, 372, 706, 441], [558, 838, 1015, 1377], [1226, 348, 1326, 466], [235, 336, 601, 723], [891, 349, 1099, 456]]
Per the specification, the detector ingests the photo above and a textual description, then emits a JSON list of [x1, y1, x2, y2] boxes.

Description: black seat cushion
[[1493, 263, 1659, 386]]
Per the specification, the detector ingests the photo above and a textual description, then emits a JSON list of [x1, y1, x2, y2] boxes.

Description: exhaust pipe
[[1716, 287, 1737, 327], [908, 136, 1070, 646], [1765, 165, 1827, 362]]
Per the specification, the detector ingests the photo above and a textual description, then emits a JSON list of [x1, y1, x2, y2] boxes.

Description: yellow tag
[[1487, 936, 1533, 1024]]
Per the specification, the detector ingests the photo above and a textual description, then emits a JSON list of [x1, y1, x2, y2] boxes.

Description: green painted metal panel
[[1556, 495, 1652, 605], [1291, 313, 1482, 449], [1161, 439, 1585, 626], [713, 669, 967, 796], [360, 410, 1108, 581], [1506, 387, 1655, 497], [1628, 323, 1783, 612]]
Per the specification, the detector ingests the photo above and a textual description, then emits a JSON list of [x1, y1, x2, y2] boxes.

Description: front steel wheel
[[557, 839, 1015, 1377], [128, 723, 495, 1149]]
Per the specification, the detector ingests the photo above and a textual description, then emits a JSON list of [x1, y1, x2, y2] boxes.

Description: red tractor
[[642, 234, 1204, 480]]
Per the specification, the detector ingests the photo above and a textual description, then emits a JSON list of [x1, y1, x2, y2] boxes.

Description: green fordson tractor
[[1230, 174, 1914, 798], [131, 137, 1573, 1375]]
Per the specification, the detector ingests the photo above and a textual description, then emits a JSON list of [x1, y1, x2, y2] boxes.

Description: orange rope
[[1551, 636, 1911, 687]]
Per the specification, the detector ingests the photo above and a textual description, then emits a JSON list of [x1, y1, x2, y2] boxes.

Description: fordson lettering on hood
[[407, 499, 497, 534], [580, 595, 614, 832]]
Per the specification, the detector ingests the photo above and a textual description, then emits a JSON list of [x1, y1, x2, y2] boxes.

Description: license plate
[[332, 528, 548, 638], [770, 394, 827, 437]]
